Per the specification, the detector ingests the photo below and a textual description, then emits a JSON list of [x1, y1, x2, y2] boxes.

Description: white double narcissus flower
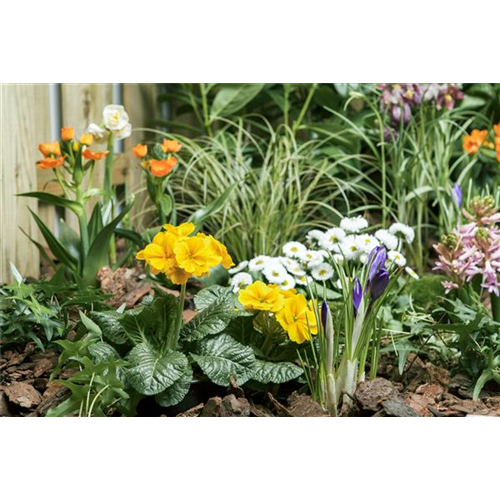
[[103, 104, 132, 140], [228, 260, 249, 275], [86, 123, 108, 142], [283, 241, 306, 259], [231, 272, 253, 292], [340, 216, 369, 234], [311, 263, 334, 281], [375, 229, 399, 250], [388, 250, 406, 267]]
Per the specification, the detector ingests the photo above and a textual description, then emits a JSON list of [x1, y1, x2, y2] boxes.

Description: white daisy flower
[[306, 229, 325, 246], [340, 216, 369, 234], [340, 235, 361, 260], [286, 262, 306, 277], [248, 255, 269, 272], [280, 274, 296, 291], [300, 249, 323, 266], [389, 223, 415, 244], [228, 260, 249, 275], [388, 250, 406, 267], [230, 272, 253, 292], [405, 267, 419, 280], [359, 253, 369, 264], [320, 228, 346, 250], [375, 229, 399, 250], [283, 241, 307, 259], [263, 262, 288, 284], [356, 234, 380, 253], [280, 257, 296, 268], [295, 275, 313, 286], [332, 254, 345, 264], [311, 263, 334, 281]]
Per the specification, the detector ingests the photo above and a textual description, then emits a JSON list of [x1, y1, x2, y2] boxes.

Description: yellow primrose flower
[[174, 235, 221, 276], [276, 294, 317, 344], [206, 235, 234, 270], [238, 281, 285, 312], [163, 222, 195, 237], [165, 265, 192, 285]]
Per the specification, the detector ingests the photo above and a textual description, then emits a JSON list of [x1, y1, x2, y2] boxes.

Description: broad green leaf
[[19, 191, 84, 216], [193, 285, 233, 311], [181, 295, 234, 342], [126, 343, 188, 395], [155, 365, 193, 408], [159, 195, 173, 217], [88, 203, 104, 242], [250, 359, 303, 384], [191, 333, 255, 386], [88, 341, 120, 364], [82, 198, 134, 285], [210, 84, 265, 121], [91, 310, 129, 345], [29, 209, 78, 270]]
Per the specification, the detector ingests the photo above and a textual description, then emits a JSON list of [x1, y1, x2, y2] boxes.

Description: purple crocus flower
[[367, 246, 387, 282], [353, 277, 363, 314], [369, 269, 389, 301], [452, 183, 462, 209]]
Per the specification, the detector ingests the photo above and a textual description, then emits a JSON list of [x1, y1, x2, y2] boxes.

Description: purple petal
[[370, 269, 389, 301], [353, 277, 363, 314]]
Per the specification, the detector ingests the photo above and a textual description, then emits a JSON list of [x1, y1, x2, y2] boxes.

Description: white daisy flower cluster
[[229, 217, 415, 292]]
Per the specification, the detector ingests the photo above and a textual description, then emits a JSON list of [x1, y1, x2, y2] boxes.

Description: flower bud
[[80, 134, 93, 146], [133, 144, 148, 158], [61, 126, 74, 141]]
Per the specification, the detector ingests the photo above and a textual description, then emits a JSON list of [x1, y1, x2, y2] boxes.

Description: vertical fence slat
[[1, 83, 51, 282], [123, 83, 158, 231]]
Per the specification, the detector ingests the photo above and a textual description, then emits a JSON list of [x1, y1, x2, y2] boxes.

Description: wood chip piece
[[3, 382, 42, 409]]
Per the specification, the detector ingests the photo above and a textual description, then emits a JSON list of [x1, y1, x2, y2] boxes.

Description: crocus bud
[[353, 277, 363, 314], [61, 126, 74, 141], [367, 246, 387, 282], [321, 300, 330, 331], [370, 269, 389, 301]]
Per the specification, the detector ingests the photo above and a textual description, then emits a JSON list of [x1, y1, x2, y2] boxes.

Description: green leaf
[[155, 365, 193, 407], [250, 359, 303, 384], [189, 184, 236, 228], [79, 311, 102, 336], [126, 343, 188, 395], [210, 84, 265, 121], [181, 295, 235, 342], [191, 333, 255, 386], [19, 191, 84, 216], [82, 198, 134, 285], [59, 219, 82, 262], [114, 228, 144, 248], [193, 285, 233, 311], [90, 310, 129, 345], [88, 203, 104, 242], [88, 341, 120, 364], [29, 209, 78, 270]]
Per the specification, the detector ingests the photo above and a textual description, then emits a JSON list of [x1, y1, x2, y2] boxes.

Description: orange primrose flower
[[149, 157, 177, 177], [38, 141, 61, 157], [161, 139, 182, 154], [462, 129, 489, 155], [61, 127, 75, 141], [133, 144, 148, 158], [82, 149, 109, 161], [494, 124, 500, 137], [37, 155, 66, 170]]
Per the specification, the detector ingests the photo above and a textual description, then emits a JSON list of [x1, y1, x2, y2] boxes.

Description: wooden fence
[[0, 83, 158, 284]]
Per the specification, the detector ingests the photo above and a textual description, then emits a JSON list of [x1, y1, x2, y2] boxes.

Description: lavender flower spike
[[353, 277, 363, 314], [452, 182, 462, 209], [367, 246, 387, 282]]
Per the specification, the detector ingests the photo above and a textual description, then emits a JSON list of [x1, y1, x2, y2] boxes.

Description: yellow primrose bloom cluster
[[136, 222, 234, 284], [238, 281, 317, 344]]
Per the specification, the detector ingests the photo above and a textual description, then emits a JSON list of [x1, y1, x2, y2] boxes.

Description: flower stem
[[169, 282, 187, 351]]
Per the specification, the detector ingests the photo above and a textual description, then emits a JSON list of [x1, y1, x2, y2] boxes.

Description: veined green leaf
[[250, 359, 303, 384], [210, 84, 265, 121], [155, 365, 193, 408], [191, 333, 255, 386], [91, 310, 129, 345], [126, 343, 188, 395]]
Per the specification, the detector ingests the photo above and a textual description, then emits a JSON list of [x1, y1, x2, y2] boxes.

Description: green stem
[[156, 180, 166, 225], [292, 83, 317, 134], [169, 282, 187, 351], [103, 134, 115, 200], [199, 83, 213, 137]]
